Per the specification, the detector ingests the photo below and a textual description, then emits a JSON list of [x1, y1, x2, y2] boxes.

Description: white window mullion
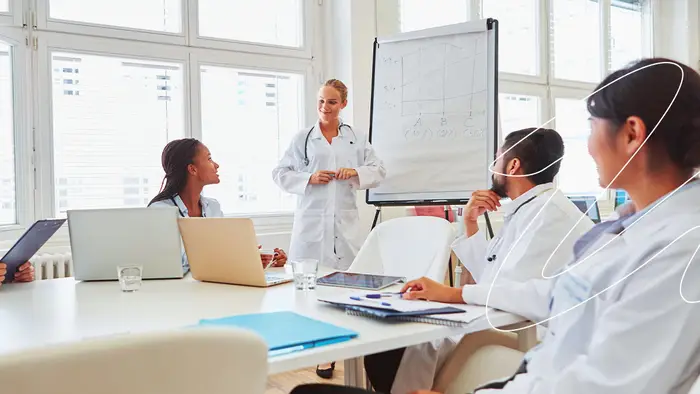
[[469, 0, 480, 20], [33, 33, 55, 221], [188, 52, 202, 141], [600, 0, 611, 76], [0, 29, 32, 231], [182, 0, 193, 47], [642, 0, 655, 57], [541, 0, 551, 84]]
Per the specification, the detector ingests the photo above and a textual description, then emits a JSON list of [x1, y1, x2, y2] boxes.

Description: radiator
[[29, 253, 73, 280]]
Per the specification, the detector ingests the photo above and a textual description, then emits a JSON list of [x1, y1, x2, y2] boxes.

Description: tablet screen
[[316, 272, 404, 290]]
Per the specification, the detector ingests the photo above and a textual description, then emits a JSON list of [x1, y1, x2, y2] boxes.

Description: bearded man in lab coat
[[363, 127, 595, 394]]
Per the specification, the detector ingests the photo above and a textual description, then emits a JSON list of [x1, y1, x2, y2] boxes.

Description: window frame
[[0, 1, 321, 238], [0, 0, 24, 27], [190, 49, 316, 219], [497, 81, 547, 143], [189, 0, 317, 60], [34, 32, 193, 221], [481, 0, 547, 85], [35, 0, 189, 46], [0, 28, 33, 233]]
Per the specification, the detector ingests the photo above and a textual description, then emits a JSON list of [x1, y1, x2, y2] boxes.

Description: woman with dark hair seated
[[149, 138, 287, 272]]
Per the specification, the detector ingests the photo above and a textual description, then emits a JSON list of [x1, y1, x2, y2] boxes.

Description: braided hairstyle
[[148, 138, 202, 206]]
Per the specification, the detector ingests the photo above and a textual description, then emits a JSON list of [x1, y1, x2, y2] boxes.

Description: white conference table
[[0, 272, 527, 387]]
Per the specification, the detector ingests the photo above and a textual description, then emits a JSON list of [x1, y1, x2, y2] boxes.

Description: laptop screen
[[569, 196, 601, 223]]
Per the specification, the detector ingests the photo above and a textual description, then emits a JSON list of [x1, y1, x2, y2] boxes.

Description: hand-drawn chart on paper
[[369, 25, 495, 202]]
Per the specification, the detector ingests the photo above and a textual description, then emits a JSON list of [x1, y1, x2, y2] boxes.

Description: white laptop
[[67, 207, 185, 281], [177, 217, 293, 287]]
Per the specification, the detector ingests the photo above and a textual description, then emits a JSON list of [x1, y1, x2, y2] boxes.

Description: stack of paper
[[317, 292, 488, 326]]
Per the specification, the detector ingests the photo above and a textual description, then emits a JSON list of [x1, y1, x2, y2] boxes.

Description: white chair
[[442, 344, 524, 394], [0, 328, 268, 394], [347, 216, 456, 282]]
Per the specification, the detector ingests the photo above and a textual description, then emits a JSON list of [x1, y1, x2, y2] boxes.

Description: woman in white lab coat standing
[[273, 79, 385, 271], [273, 79, 386, 379]]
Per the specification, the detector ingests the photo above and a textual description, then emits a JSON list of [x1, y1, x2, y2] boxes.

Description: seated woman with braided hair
[[149, 138, 287, 272]]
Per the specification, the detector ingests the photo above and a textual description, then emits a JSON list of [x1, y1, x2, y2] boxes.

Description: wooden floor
[[266, 363, 345, 394]]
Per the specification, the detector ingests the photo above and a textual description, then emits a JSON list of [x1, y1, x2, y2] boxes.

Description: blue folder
[[198, 311, 358, 356]]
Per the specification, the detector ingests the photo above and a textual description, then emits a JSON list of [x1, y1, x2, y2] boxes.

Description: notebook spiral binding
[[345, 309, 466, 327]]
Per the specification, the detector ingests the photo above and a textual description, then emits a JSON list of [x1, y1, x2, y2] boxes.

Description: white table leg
[[344, 357, 366, 387]]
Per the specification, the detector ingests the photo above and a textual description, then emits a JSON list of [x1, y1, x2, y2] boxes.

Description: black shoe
[[316, 362, 336, 379]]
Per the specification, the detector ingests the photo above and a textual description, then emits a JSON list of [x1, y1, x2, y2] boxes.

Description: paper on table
[[317, 291, 462, 313]]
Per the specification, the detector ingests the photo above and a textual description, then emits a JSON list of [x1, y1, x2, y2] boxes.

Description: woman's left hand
[[336, 168, 358, 180], [13, 262, 35, 283]]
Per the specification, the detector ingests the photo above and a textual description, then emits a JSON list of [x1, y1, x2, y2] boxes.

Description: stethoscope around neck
[[170, 196, 206, 218], [485, 194, 539, 263], [303, 122, 357, 166]]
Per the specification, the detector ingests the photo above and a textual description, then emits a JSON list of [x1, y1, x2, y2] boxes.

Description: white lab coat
[[272, 121, 386, 270], [392, 183, 595, 394], [476, 181, 700, 394]]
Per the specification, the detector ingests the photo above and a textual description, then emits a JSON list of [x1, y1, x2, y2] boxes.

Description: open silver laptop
[[67, 207, 184, 281], [178, 217, 292, 287]]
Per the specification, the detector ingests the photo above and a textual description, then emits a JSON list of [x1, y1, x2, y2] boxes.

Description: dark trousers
[[363, 347, 406, 393], [291, 384, 375, 394], [292, 359, 528, 394]]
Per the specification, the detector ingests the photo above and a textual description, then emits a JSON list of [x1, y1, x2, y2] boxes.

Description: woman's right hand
[[309, 170, 336, 185], [0, 262, 6, 287]]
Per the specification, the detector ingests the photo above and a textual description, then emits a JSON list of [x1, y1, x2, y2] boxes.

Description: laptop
[[568, 196, 601, 224], [177, 217, 293, 287], [67, 207, 185, 281]]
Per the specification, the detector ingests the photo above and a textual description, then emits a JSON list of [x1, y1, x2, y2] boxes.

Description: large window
[[200, 66, 303, 214], [48, 0, 182, 33], [396, 0, 651, 197], [51, 53, 185, 215], [0, 41, 15, 225], [0, 0, 317, 236]]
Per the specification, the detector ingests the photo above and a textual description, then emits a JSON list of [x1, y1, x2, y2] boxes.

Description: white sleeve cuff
[[451, 229, 489, 282], [461, 284, 490, 305]]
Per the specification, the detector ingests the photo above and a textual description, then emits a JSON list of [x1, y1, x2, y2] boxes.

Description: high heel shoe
[[315, 361, 336, 379]]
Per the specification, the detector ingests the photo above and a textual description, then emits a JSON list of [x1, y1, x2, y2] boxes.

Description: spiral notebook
[[330, 303, 486, 327]]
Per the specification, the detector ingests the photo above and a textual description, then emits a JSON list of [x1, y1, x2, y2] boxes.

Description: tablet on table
[[316, 271, 405, 291]]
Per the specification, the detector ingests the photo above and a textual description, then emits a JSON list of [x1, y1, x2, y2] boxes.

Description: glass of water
[[290, 259, 319, 291], [117, 265, 143, 292]]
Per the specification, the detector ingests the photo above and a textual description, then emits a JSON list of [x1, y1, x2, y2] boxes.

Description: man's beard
[[490, 175, 508, 199]]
